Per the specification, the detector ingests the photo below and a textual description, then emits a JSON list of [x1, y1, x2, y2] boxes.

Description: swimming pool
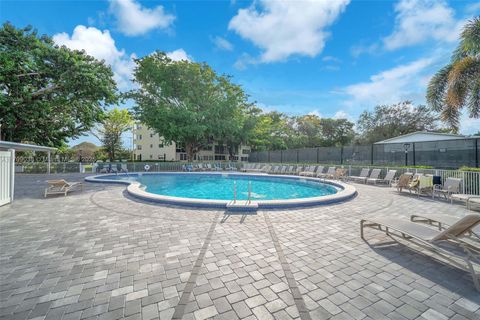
[[86, 172, 356, 209]]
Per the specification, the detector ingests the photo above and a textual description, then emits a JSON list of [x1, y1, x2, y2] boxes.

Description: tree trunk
[[185, 143, 195, 162]]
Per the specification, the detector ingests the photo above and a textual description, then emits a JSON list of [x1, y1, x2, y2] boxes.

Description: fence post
[[316, 148, 319, 163], [296, 149, 299, 163], [462, 171, 466, 194], [370, 145, 374, 165], [340, 146, 344, 165], [476, 138, 478, 168], [412, 142, 416, 166]]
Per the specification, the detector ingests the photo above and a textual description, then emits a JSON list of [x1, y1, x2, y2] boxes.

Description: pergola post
[[47, 151, 51, 174]]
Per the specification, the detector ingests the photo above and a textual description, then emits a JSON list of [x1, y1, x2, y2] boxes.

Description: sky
[[2, 0, 480, 147]]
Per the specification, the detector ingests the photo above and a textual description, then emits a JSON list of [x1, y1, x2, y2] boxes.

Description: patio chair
[[334, 168, 348, 181], [270, 165, 279, 174], [410, 213, 480, 243], [96, 162, 107, 173], [360, 214, 480, 290], [280, 165, 288, 174], [315, 166, 325, 177], [451, 194, 480, 209], [119, 163, 128, 173], [214, 163, 222, 171], [305, 166, 321, 177], [349, 168, 370, 183], [432, 177, 462, 201], [410, 175, 433, 196], [367, 170, 397, 185], [391, 173, 413, 192], [45, 179, 83, 198], [295, 166, 304, 175], [226, 163, 237, 171], [286, 165, 295, 174], [299, 166, 315, 176], [261, 165, 271, 173], [319, 167, 336, 179]]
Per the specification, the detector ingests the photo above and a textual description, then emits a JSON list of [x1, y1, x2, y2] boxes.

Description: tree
[[92, 108, 132, 161], [319, 118, 355, 147], [357, 101, 440, 144], [427, 17, 480, 132], [0, 23, 118, 146], [129, 51, 253, 161], [249, 112, 293, 151], [294, 115, 323, 148]]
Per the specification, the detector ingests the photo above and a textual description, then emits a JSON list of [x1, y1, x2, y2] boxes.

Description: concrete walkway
[[0, 173, 479, 320]]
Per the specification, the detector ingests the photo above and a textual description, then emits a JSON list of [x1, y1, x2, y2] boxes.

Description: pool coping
[[85, 172, 357, 210]]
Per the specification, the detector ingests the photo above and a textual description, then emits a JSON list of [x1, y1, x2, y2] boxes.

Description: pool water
[[101, 173, 338, 200]]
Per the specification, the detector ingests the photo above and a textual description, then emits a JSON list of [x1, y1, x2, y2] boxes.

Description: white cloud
[[333, 110, 350, 120], [53, 25, 135, 90], [383, 0, 463, 50], [343, 58, 434, 106], [212, 36, 234, 51], [109, 0, 175, 36], [228, 0, 349, 63], [166, 49, 191, 61]]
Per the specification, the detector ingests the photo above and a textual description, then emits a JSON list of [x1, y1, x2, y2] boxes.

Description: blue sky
[[2, 0, 480, 147]]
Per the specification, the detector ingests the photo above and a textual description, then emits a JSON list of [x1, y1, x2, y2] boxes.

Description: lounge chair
[[349, 168, 370, 183], [270, 165, 279, 174], [299, 166, 315, 176], [286, 165, 295, 175], [433, 177, 462, 201], [214, 163, 222, 171], [241, 163, 253, 172], [119, 163, 128, 173], [315, 166, 325, 177], [410, 213, 480, 242], [451, 194, 480, 209], [45, 180, 83, 197], [410, 175, 433, 196], [295, 166, 304, 175], [361, 214, 480, 290], [226, 163, 237, 171], [319, 167, 336, 179], [367, 170, 397, 185], [391, 173, 413, 192], [305, 166, 321, 177], [280, 165, 288, 174], [334, 168, 348, 181], [261, 165, 271, 173]]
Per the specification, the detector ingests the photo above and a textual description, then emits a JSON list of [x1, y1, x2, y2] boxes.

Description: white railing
[[0, 150, 15, 206]]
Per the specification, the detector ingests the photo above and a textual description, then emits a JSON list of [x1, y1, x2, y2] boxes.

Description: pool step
[[226, 200, 258, 212]]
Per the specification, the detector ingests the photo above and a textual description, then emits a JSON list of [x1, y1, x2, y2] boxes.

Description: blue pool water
[[95, 173, 338, 201]]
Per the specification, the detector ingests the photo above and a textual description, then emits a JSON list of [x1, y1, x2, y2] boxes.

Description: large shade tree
[[0, 23, 118, 146], [129, 51, 254, 161], [427, 17, 480, 132]]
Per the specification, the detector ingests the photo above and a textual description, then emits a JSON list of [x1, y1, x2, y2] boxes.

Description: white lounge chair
[[286, 165, 295, 175], [280, 165, 288, 174], [295, 166, 304, 175], [361, 214, 480, 290], [315, 166, 325, 177], [318, 167, 336, 179], [410, 213, 480, 243], [305, 166, 321, 177], [349, 168, 370, 183], [45, 180, 83, 197], [367, 170, 397, 185], [299, 166, 315, 176], [433, 177, 462, 201]]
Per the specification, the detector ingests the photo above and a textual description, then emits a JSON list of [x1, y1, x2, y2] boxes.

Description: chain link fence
[[249, 138, 480, 169]]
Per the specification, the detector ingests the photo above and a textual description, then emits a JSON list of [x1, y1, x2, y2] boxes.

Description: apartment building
[[133, 124, 251, 162]]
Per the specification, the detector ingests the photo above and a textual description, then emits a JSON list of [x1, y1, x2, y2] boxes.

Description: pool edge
[[85, 172, 357, 210]]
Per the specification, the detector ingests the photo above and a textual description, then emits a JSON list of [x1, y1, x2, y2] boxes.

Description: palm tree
[[427, 17, 480, 133]]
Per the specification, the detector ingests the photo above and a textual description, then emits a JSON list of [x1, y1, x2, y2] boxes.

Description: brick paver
[[0, 173, 479, 319]]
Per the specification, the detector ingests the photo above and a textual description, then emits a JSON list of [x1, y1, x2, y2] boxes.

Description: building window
[[242, 149, 250, 155], [149, 155, 153, 159], [241, 157, 248, 161], [215, 155, 226, 161], [159, 144, 164, 148], [150, 144, 153, 148], [215, 145, 226, 154], [180, 154, 187, 160], [150, 133, 153, 138], [137, 145, 142, 150], [138, 134, 142, 140]]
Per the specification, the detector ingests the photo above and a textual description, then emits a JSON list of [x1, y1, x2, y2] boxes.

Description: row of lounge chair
[[95, 162, 128, 174], [182, 163, 238, 172], [242, 164, 348, 180]]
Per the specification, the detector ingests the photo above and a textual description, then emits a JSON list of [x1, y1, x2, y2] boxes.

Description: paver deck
[[1, 173, 479, 320]]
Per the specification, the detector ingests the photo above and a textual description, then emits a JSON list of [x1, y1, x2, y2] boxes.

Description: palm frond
[[440, 103, 461, 134], [467, 77, 480, 118], [452, 16, 480, 62], [427, 64, 451, 112], [446, 56, 479, 108]]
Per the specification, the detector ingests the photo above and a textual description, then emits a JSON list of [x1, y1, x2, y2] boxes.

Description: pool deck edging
[[85, 172, 357, 210]]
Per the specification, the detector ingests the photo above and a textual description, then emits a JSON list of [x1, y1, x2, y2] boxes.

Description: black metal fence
[[249, 138, 480, 169]]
